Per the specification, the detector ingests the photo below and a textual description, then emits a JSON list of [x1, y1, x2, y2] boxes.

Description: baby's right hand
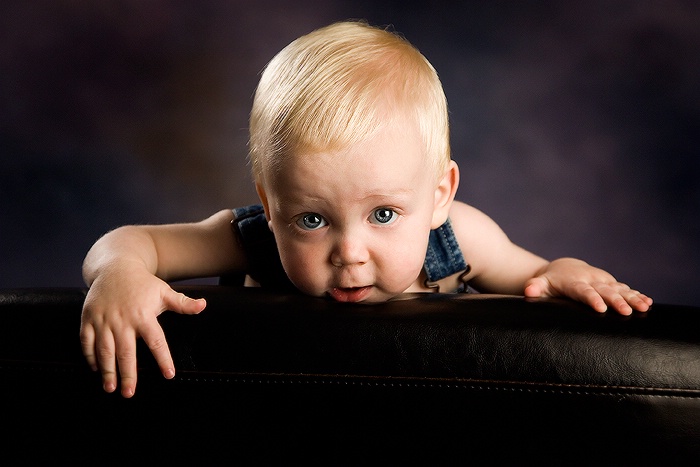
[[80, 266, 206, 398]]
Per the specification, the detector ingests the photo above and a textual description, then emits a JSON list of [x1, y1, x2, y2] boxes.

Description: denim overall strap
[[221, 204, 297, 291], [423, 218, 470, 290]]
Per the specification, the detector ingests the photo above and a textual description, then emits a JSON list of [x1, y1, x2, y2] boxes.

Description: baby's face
[[260, 119, 442, 302]]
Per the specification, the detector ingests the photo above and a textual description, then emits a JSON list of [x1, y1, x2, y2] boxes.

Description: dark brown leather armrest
[[1, 286, 698, 464]]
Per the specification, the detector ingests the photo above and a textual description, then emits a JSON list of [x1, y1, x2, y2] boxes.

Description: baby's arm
[[449, 201, 652, 315], [80, 209, 243, 397]]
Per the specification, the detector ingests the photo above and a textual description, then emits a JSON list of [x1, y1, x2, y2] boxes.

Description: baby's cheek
[[382, 244, 426, 291], [280, 249, 326, 296]]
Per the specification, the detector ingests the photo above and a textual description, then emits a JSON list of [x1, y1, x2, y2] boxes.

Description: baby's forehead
[[276, 141, 436, 184], [257, 110, 445, 187]]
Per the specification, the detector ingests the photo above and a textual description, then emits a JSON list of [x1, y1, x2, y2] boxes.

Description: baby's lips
[[329, 286, 372, 302]]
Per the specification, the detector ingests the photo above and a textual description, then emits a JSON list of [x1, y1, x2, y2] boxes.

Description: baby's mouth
[[328, 286, 372, 303]]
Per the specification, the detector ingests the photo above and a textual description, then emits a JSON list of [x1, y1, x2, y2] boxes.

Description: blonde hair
[[248, 20, 450, 183]]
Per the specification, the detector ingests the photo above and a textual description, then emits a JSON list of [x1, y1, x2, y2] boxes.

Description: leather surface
[[1, 286, 699, 464]]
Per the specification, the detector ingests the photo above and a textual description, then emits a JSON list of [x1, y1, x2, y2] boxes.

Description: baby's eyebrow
[[279, 187, 417, 212], [363, 188, 416, 199]]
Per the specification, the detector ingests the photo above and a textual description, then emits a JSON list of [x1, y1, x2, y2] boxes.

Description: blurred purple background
[[2, 1, 698, 306]]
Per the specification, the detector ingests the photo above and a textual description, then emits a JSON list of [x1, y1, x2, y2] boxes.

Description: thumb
[[524, 276, 551, 298], [162, 288, 207, 315]]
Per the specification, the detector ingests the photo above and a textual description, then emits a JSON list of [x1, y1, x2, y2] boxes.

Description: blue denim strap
[[223, 204, 297, 291], [423, 218, 468, 285]]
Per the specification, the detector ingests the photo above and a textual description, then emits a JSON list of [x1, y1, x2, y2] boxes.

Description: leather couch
[[1, 285, 699, 465]]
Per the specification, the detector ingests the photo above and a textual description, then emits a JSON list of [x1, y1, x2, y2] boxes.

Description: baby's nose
[[330, 232, 369, 267]]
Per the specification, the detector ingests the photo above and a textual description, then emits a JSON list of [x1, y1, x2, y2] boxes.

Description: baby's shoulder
[[447, 200, 485, 232], [447, 200, 510, 260]]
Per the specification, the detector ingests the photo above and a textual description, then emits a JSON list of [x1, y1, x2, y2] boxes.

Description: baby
[[80, 20, 652, 398]]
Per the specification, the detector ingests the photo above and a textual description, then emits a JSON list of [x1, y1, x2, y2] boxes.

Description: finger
[[79, 323, 98, 372], [114, 329, 138, 398], [95, 330, 118, 394], [163, 288, 206, 315], [591, 282, 634, 316], [637, 293, 654, 309], [606, 293, 634, 316], [575, 283, 609, 314], [523, 277, 549, 298], [620, 289, 653, 312], [141, 324, 176, 382]]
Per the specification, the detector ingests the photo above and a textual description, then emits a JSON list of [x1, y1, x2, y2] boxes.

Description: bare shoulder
[[447, 200, 508, 241], [149, 208, 245, 280], [199, 208, 236, 230], [193, 208, 241, 261], [446, 200, 515, 282], [447, 200, 549, 293]]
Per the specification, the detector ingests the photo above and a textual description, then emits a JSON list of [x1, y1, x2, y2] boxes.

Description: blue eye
[[296, 213, 327, 230], [371, 208, 397, 225]]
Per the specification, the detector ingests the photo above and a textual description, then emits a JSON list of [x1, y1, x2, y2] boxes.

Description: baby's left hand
[[523, 257, 653, 315]]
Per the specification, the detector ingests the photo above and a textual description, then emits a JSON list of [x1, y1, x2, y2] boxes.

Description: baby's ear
[[431, 160, 459, 229]]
